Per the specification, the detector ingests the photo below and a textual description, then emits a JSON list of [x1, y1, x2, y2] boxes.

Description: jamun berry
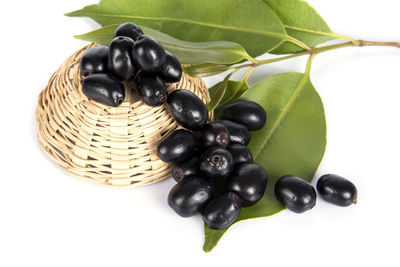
[[317, 174, 358, 207], [200, 148, 234, 179], [274, 175, 317, 213], [157, 129, 196, 163], [167, 89, 208, 130], [227, 144, 253, 165], [168, 176, 213, 217], [217, 120, 251, 146], [82, 73, 125, 107], [108, 36, 137, 81], [194, 122, 230, 149], [132, 35, 166, 72], [159, 50, 183, 83], [221, 100, 267, 131], [80, 46, 109, 77], [113, 22, 143, 41], [135, 72, 168, 106], [227, 163, 267, 206], [202, 192, 242, 230], [172, 155, 201, 183]]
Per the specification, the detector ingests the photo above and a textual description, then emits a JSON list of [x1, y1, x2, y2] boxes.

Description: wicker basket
[[36, 44, 211, 187]]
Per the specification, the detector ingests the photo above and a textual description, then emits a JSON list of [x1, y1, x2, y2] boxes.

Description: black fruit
[[168, 176, 213, 217], [194, 123, 230, 149], [82, 73, 125, 107], [159, 50, 183, 83], [135, 72, 168, 106], [157, 129, 196, 163], [113, 22, 143, 41], [317, 174, 358, 207], [227, 144, 253, 165], [274, 175, 317, 213], [221, 100, 267, 131], [80, 46, 109, 77], [227, 163, 267, 206], [132, 35, 166, 72], [167, 90, 208, 130], [108, 36, 136, 81], [172, 155, 201, 183], [217, 120, 251, 145], [200, 148, 234, 179], [202, 192, 242, 230]]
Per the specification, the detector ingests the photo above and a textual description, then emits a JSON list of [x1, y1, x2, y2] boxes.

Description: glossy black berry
[[113, 22, 143, 41], [202, 192, 241, 230], [217, 120, 251, 145], [227, 144, 253, 165], [168, 176, 213, 217], [167, 89, 208, 130], [80, 46, 109, 77], [200, 148, 233, 179], [227, 163, 267, 206], [221, 100, 267, 131], [159, 50, 183, 83], [157, 129, 196, 163], [274, 175, 317, 213], [132, 35, 166, 72], [172, 155, 200, 183], [317, 174, 358, 207], [82, 73, 125, 107], [135, 72, 167, 106], [194, 123, 230, 149], [108, 36, 137, 81]]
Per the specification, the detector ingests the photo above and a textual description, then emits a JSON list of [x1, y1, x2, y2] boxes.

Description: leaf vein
[[253, 74, 309, 160], [72, 12, 290, 41]]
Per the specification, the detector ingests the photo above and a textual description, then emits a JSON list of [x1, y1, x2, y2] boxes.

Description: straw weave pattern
[[36, 44, 211, 187]]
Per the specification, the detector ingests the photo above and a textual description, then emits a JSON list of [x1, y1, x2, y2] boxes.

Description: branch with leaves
[[66, 0, 400, 252]]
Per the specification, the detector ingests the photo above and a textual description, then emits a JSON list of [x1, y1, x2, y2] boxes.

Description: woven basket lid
[[36, 44, 212, 187]]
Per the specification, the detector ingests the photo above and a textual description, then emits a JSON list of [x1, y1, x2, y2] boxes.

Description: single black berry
[[135, 72, 168, 106], [172, 155, 201, 183], [132, 35, 166, 72], [108, 36, 137, 81], [113, 22, 143, 41], [168, 176, 213, 217], [82, 73, 125, 107], [202, 192, 242, 230], [274, 175, 317, 213], [167, 89, 208, 130], [217, 120, 251, 145], [80, 46, 109, 77], [200, 147, 234, 179], [227, 144, 253, 165], [317, 174, 358, 207], [194, 122, 230, 149], [159, 50, 183, 83], [227, 163, 267, 206], [157, 129, 196, 163], [221, 100, 267, 131]]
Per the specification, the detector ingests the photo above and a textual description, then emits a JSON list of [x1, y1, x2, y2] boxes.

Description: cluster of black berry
[[79, 22, 182, 107], [157, 98, 268, 229]]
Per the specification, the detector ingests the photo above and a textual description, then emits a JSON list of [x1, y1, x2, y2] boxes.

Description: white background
[[1, 0, 399, 266]]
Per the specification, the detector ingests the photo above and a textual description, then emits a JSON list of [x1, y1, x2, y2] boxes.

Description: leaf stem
[[286, 35, 312, 51], [222, 67, 255, 105], [231, 39, 400, 71]]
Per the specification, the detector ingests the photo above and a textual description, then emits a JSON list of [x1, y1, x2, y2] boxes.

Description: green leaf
[[66, 0, 290, 57], [203, 73, 326, 252], [183, 64, 230, 78], [208, 79, 250, 107], [75, 25, 252, 65], [261, 0, 337, 54], [206, 73, 234, 112]]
